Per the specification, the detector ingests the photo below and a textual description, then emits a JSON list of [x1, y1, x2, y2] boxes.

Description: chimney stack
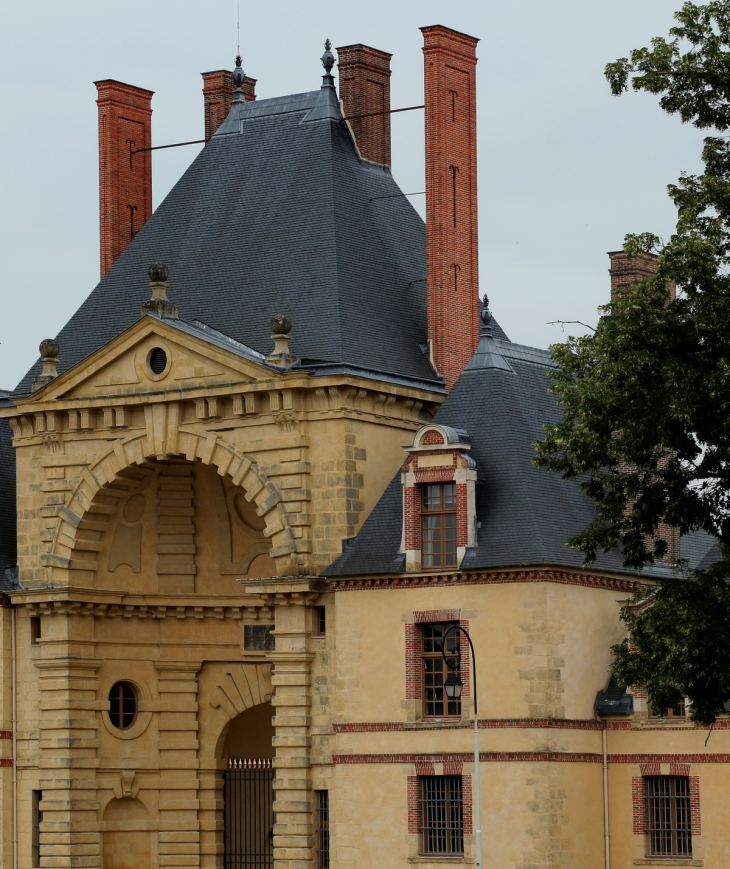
[[336, 44, 392, 166], [95, 80, 154, 279], [608, 250, 673, 301], [421, 26, 480, 391], [201, 69, 257, 142]]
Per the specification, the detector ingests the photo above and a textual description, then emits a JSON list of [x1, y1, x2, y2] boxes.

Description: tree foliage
[[534, 1, 730, 724]]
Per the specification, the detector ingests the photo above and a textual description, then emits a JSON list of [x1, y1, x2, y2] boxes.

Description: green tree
[[534, 1, 730, 725]]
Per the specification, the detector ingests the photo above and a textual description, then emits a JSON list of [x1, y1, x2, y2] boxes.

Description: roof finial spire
[[232, 52, 245, 94], [479, 293, 492, 336], [321, 38, 336, 87]]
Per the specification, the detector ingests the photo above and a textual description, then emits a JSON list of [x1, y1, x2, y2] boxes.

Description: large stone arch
[[47, 425, 300, 575]]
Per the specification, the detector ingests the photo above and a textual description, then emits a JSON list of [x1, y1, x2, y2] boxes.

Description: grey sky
[[0, 0, 703, 389]]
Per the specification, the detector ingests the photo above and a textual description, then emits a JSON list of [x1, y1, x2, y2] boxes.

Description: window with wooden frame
[[422, 622, 461, 718], [316, 789, 330, 868], [419, 776, 464, 856], [421, 483, 458, 569], [108, 681, 138, 731], [648, 699, 686, 719], [647, 776, 692, 857]]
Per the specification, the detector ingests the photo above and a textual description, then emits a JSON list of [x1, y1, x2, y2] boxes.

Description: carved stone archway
[[45, 425, 302, 576]]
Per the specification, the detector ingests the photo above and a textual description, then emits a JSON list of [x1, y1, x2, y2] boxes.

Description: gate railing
[[224, 758, 275, 869]]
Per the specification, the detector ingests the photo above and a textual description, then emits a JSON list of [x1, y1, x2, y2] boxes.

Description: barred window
[[32, 790, 42, 867], [647, 777, 692, 857], [420, 776, 464, 856], [316, 790, 330, 868], [422, 483, 458, 568], [422, 622, 461, 718]]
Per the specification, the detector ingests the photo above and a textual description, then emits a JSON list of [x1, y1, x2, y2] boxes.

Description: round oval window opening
[[149, 347, 168, 375], [109, 681, 138, 730]]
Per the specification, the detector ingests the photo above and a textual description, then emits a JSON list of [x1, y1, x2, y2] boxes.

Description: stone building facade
[[1, 22, 729, 869]]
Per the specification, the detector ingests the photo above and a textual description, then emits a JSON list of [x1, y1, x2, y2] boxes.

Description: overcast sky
[[0, 0, 704, 389]]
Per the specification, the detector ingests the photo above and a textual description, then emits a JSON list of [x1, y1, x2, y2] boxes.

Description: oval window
[[108, 681, 138, 730], [149, 347, 168, 375]]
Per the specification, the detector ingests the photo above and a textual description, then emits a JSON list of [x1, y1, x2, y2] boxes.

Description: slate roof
[[325, 332, 712, 579], [0, 390, 17, 587], [16, 82, 444, 395]]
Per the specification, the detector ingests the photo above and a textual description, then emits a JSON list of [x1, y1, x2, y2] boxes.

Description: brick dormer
[[401, 424, 477, 572]]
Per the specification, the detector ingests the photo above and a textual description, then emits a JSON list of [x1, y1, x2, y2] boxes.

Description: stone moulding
[[21, 599, 272, 620], [327, 568, 644, 593]]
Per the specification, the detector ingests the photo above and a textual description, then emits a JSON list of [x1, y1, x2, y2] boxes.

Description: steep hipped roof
[[326, 333, 705, 578], [16, 86, 439, 394]]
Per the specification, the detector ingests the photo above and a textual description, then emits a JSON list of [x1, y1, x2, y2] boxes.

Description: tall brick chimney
[[95, 80, 154, 278], [201, 68, 257, 142], [336, 44, 392, 166], [421, 26, 480, 391], [608, 250, 674, 301]]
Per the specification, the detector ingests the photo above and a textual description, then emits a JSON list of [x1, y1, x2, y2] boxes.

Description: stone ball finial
[[39, 338, 60, 359], [321, 39, 335, 74], [271, 314, 292, 335], [148, 262, 169, 283]]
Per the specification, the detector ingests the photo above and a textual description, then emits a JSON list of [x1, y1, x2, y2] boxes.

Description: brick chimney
[[336, 44, 392, 166], [201, 69, 257, 142], [608, 250, 674, 301], [95, 80, 154, 278], [421, 25, 480, 391]]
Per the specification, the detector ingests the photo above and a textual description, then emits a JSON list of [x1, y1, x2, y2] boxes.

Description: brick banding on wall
[[333, 718, 604, 732], [334, 752, 604, 764]]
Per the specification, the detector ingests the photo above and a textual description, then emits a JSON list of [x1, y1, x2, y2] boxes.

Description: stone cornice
[[327, 567, 643, 593], [243, 576, 327, 605]]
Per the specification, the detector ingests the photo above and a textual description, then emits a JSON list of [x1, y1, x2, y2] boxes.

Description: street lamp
[[442, 625, 482, 869]]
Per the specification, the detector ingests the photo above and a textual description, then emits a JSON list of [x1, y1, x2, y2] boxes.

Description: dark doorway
[[222, 704, 275, 869], [224, 759, 274, 868]]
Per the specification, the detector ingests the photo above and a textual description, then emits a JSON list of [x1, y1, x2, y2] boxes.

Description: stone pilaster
[[34, 650, 101, 869], [244, 579, 324, 869], [155, 662, 202, 869]]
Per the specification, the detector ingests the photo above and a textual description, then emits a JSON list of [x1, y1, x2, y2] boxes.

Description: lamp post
[[442, 625, 482, 869]]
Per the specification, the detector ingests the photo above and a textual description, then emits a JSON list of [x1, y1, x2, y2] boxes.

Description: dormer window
[[401, 424, 478, 572], [422, 483, 458, 568]]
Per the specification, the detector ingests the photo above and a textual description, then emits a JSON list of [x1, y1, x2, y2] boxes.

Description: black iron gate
[[224, 759, 275, 869]]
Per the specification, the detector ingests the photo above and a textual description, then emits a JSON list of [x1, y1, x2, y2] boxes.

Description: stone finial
[[32, 339, 60, 391], [265, 315, 299, 370], [141, 263, 179, 319]]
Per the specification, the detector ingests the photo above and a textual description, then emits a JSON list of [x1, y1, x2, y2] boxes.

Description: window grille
[[647, 776, 692, 857], [316, 790, 330, 868], [422, 622, 461, 717], [419, 776, 464, 856], [421, 483, 457, 569]]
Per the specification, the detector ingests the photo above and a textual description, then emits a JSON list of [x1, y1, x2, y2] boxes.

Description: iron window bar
[[647, 777, 692, 857], [419, 775, 464, 856], [316, 790, 330, 868]]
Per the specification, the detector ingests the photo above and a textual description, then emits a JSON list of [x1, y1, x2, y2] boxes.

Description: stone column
[[34, 649, 101, 869], [244, 580, 325, 869], [155, 662, 202, 869]]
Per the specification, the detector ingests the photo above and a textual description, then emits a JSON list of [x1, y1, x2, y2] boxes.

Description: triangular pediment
[[30, 316, 274, 402]]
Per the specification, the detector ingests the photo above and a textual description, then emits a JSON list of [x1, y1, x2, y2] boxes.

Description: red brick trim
[[333, 752, 603, 764], [443, 759, 464, 775], [407, 772, 473, 837], [405, 615, 471, 708], [333, 718, 603, 733], [329, 568, 642, 593], [609, 754, 730, 763], [414, 761, 435, 775], [0, 731, 11, 740], [633, 776, 648, 834], [0, 759, 12, 767], [407, 776, 420, 834], [633, 770, 701, 837]]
